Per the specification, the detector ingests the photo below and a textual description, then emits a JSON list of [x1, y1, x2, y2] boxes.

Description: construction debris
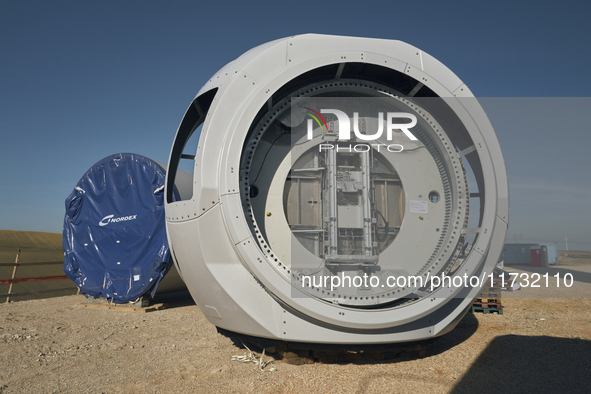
[[231, 342, 276, 371]]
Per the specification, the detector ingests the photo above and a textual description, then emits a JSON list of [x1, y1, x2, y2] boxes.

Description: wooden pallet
[[479, 292, 502, 299], [471, 305, 503, 315], [473, 301, 503, 309], [476, 298, 499, 304], [78, 302, 168, 313]]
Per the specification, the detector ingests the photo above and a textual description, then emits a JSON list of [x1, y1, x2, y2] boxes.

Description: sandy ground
[[2, 273, 591, 394]]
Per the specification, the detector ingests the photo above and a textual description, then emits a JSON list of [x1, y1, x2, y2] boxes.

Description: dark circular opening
[[249, 185, 259, 198], [429, 191, 440, 203]]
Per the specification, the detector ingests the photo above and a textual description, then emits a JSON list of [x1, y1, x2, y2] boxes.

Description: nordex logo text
[[99, 214, 137, 227], [305, 108, 418, 152]]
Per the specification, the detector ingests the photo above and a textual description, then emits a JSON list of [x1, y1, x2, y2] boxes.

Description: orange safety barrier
[[2, 249, 74, 302]]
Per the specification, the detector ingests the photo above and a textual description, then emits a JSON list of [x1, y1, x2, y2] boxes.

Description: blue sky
[[1, 1, 590, 250]]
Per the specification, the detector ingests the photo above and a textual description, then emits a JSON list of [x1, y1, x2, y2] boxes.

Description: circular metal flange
[[239, 79, 469, 307]]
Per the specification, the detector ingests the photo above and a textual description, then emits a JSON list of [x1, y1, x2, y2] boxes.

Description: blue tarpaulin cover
[[63, 153, 179, 303]]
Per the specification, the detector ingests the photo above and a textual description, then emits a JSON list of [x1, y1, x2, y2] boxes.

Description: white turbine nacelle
[[164, 34, 508, 344]]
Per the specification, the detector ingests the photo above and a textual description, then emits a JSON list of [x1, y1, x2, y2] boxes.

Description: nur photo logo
[[303, 105, 419, 153]]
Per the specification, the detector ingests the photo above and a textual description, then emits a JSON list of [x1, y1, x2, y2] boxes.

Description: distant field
[[558, 250, 591, 266], [0, 229, 76, 302], [0, 229, 62, 250]]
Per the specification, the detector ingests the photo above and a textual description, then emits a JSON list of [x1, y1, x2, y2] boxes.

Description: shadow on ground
[[152, 290, 195, 309], [451, 335, 591, 393], [219, 310, 480, 364]]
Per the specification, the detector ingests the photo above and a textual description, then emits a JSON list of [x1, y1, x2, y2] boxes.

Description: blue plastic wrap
[[63, 153, 180, 303]]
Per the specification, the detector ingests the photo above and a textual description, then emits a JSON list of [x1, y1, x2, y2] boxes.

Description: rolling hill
[[0, 229, 62, 250]]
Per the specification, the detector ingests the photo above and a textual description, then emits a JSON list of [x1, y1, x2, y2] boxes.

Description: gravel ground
[[2, 269, 591, 393]]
